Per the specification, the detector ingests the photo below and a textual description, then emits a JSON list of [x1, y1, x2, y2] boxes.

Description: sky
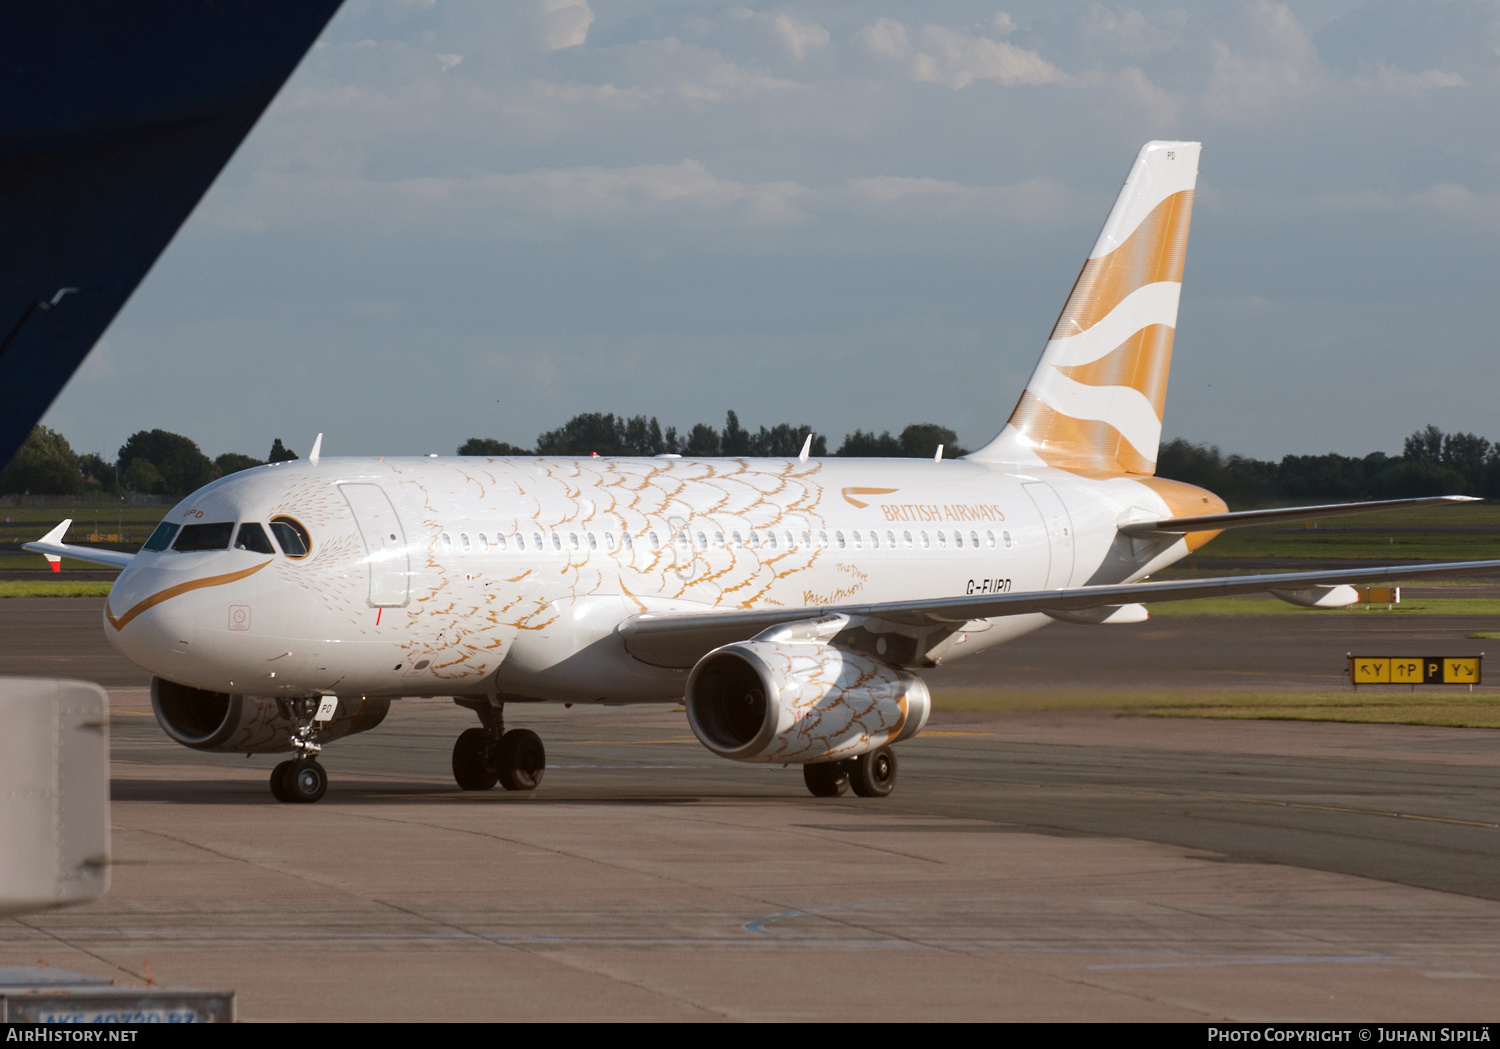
[[41, 0, 1500, 463]]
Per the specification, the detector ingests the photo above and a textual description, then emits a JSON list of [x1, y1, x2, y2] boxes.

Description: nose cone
[[104, 557, 202, 679]]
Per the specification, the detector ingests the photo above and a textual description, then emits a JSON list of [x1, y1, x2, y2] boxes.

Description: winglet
[[37, 519, 72, 572], [798, 433, 812, 462], [309, 433, 323, 466]]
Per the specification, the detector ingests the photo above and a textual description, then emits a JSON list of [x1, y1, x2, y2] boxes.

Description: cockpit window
[[270, 516, 312, 558], [235, 522, 276, 555], [174, 522, 234, 552], [141, 522, 179, 552]]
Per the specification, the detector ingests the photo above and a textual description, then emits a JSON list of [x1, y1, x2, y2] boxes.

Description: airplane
[[28, 141, 1500, 805]]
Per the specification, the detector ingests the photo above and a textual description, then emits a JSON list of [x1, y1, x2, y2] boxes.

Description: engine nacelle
[[150, 677, 390, 754], [685, 641, 930, 764]]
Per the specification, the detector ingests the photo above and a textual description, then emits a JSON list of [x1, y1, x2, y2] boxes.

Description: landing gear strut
[[269, 696, 336, 803], [803, 746, 897, 799], [452, 698, 546, 792]]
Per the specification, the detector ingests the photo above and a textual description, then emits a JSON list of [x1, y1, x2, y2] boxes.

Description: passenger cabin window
[[1002, 530, 1013, 548], [142, 522, 179, 552], [551, 533, 561, 551], [174, 522, 234, 552], [648, 531, 660, 551], [234, 523, 276, 555], [270, 517, 312, 558], [605, 533, 616, 551], [497, 534, 509, 551], [440, 532, 453, 552], [478, 533, 489, 551], [587, 532, 598, 550], [460, 532, 472, 552]]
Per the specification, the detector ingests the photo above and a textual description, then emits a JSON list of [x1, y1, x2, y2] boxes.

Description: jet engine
[[685, 641, 929, 764], [150, 677, 390, 754]]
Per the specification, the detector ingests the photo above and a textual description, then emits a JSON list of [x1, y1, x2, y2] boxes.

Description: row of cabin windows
[[438, 527, 1016, 554]]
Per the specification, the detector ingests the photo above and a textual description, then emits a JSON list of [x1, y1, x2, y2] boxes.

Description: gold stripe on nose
[[106, 561, 271, 631]]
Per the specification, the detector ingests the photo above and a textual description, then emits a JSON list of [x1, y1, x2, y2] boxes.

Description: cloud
[[860, 18, 1065, 89], [774, 13, 829, 60], [1375, 65, 1464, 92], [1201, 1, 1319, 120], [543, 0, 593, 51]]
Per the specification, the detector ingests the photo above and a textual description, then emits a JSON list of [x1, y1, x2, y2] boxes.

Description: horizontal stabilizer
[[24, 520, 134, 571], [1119, 495, 1479, 535]]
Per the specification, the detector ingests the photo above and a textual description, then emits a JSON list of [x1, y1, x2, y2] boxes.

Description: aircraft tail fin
[[968, 141, 1200, 474]]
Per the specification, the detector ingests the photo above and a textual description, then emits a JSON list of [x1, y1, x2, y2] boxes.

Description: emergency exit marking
[[1349, 656, 1482, 686]]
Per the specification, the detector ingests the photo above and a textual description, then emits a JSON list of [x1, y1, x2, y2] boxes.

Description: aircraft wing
[[23, 520, 134, 571], [1120, 495, 1477, 534], [618, 557, 1500, 668]]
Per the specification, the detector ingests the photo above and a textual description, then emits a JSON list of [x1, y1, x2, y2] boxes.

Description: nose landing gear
[[452, 697, 545, 793], [267, 697, 339, 803]]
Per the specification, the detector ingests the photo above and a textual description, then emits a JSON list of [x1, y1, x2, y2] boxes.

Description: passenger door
[[339, 483, 411, 607]]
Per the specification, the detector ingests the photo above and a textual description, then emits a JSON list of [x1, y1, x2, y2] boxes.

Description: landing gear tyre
[[270, 759, 298, 803], [497, 729, 545, 791], [803, 761, 850, 797], [849, 747, 897, 798], [285, 759, 328, 804], [452, 727, 499, 790]]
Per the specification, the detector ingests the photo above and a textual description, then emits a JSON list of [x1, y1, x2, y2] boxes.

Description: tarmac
[[2, 598, 1499, 1021]]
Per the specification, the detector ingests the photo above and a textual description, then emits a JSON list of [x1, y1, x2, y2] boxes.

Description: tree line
[[0, 414, 965, 498], [459, 411, 967, 461], [5, 414, 1496, 507], [1157, 425, 1500, 508], [0, 427, 299, 498]]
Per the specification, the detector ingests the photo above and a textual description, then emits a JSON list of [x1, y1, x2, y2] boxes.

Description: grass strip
[[0, 580, 114, 598], [932, 688, 1500, 729]]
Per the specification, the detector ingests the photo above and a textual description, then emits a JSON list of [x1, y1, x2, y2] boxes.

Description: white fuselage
[[105, 455, 1212, 703]]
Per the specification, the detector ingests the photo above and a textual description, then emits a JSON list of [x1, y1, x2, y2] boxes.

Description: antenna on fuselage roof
[[798, 433, 812, 462], [309, 432, 323, 466]]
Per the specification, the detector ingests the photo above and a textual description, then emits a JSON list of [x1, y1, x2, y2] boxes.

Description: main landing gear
[[803, 746, 898, 798], [452, 698, 546, 792], [270, 697, 336, 803]]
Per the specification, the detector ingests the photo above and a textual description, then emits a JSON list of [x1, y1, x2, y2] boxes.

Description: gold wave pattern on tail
[[1008, 186, 1195, 474], [1051, 190, 1193, 339], [1054, 323, 1175, 421], [1006, 391, 1157, 476]]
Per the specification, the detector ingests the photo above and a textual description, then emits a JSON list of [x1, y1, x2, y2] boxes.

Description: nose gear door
[[339, 483, 410, 607]]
